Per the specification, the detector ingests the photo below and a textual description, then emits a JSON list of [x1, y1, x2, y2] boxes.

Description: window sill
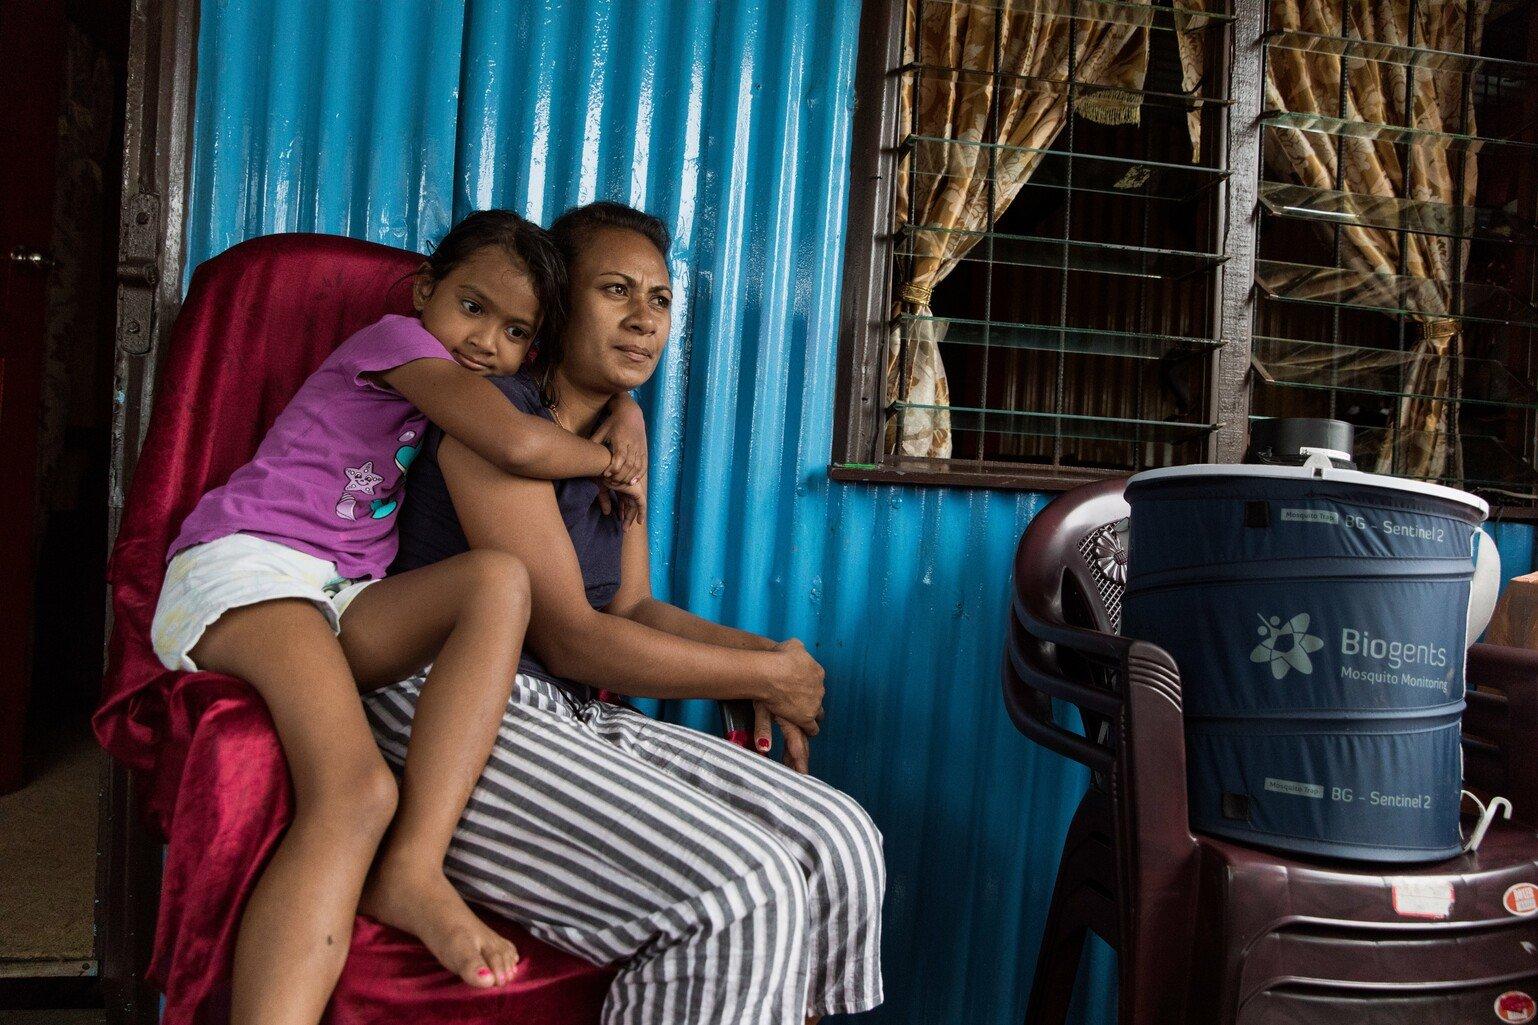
[[828, 460, 1123, 493], [828, 460, 1538, 517]]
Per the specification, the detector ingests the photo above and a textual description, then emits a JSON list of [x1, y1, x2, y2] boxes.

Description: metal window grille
[[838, 0, 1538, 511], [879, 0, 1235, 483], [1250, 1, 1538, 504]]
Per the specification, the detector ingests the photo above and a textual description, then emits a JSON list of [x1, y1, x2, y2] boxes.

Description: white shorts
[[150, 533, 378, 672]]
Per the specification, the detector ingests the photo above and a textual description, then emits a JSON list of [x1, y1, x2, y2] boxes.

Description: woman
[[362, 202, 885, 1025]]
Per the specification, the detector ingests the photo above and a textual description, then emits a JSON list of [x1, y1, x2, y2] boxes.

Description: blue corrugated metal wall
[[184, 2, 1533, 1022]]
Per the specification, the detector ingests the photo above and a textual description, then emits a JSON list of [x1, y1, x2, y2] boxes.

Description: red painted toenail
[[477, 968, 492, 977]]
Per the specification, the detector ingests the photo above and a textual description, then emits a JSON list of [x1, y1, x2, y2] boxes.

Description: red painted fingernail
[[757, 738, 771, 751]]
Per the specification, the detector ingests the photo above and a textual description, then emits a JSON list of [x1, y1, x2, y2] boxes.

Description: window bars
[[1251, 1, 1538, 499], [881, 0, 1233, 479]]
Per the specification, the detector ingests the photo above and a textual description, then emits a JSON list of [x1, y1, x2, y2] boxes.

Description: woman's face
[[560, 227, 672, 393]]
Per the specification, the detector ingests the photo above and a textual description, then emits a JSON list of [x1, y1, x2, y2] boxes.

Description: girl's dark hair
[[534, 202, 671, 405], [423, 209, 567, 348]]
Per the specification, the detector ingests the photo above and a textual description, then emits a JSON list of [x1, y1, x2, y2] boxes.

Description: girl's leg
[[365, 674, 814, 1025], [331, 550, 531, 987], [187, 599, 400, 1025], [585, 703, 886, 1018]]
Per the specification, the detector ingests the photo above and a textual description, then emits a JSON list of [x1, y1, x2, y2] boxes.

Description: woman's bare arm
[[607, 522, 818, 769], [606, 528, 775, 652], [439, 436, 820, 725], [625, 600, 777, 652]]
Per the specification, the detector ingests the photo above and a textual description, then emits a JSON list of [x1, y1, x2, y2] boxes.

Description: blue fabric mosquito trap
[[1121, 448, 1489, 862]]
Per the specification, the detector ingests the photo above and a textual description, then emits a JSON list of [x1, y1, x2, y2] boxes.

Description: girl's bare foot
[[359, 854, 518, 988]]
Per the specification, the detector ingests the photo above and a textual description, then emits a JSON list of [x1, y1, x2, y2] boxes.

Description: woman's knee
[[743, 833, 811, 924], [836, 792, 884, 876], [844, 796, 886, 906], [809, 791, 886, 908]]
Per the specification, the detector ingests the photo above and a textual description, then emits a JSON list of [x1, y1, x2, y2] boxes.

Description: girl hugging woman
[[151, 210, 647, 1023], [156, 201, 887, 1025]]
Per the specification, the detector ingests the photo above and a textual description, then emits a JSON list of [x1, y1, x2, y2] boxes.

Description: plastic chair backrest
[[1005, 478, 1132, 771], [1013, 478, 1129, 641], [1006, 478, 1198, 1024]]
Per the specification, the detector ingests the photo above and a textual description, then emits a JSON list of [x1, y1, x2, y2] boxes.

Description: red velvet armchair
[[94, 232, 691, 1024]]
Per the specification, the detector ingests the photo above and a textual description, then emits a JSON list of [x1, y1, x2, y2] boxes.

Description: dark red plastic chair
[[94, 233, 744, 1025], [1005, 478, 1538, 1025]]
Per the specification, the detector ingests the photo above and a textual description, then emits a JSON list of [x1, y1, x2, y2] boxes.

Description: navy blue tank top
[[392, 371, 623, 687]]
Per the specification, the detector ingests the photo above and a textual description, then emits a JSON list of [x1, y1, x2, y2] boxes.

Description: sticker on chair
[[1389, 878, 1453, 919], [1495, 991, 1536, 1024], [1504, 882, 1538, 917]]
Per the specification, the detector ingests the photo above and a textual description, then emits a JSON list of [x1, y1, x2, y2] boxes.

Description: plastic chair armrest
[[1002, 653, 1115, 774], [1004, 604, 1185, 780], [1012, 593, 1140, 668], [1465, 643, 1538, 822]]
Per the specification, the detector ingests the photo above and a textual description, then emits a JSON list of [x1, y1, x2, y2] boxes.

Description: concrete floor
[[0, 725, 98, 969]]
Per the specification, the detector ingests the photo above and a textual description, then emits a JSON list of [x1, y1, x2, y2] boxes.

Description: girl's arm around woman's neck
[[382, 359, 611, 479]]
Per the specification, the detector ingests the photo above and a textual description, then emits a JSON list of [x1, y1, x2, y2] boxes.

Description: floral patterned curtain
[[1172, 0, 1216, 161], [1262, 0, 1488, 480], [887, 0, 1153, 458]]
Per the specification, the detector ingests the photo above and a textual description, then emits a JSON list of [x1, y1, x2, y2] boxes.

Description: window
[[834, 0, 1538, 514]]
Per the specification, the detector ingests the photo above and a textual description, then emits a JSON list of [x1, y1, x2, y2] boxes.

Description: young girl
[[150, 210, 642, 1025]]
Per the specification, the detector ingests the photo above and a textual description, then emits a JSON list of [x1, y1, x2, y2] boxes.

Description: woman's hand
[[753, 701, 811, 774], [593, 398, 648, 488], [597, 474, 647, 528], [755, 639, 825, 736]]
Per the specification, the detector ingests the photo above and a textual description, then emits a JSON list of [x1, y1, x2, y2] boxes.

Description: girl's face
[[560, 227, 672, 393], [413, 246, 541, 376]]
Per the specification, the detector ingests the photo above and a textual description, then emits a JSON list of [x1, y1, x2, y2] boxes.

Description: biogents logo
[[1250, 613, 1325, 679], [1252, 613, 1452, 680], [1340, 628, 1448, 670]]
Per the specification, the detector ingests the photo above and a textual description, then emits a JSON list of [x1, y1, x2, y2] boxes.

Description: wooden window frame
[[830, 0, 1266, 492]]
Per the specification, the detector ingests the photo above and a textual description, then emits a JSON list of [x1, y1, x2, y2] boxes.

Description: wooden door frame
[[99, 0, 198, 1020]]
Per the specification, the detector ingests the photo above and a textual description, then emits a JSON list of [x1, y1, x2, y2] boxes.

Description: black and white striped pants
[[363, 672, 885, 1024]]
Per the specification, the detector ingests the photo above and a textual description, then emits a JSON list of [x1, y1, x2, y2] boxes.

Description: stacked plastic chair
[[1005, 478, 1538, 1025]]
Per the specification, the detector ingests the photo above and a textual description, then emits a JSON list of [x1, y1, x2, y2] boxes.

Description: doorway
[[0, 0, 132, 1014]]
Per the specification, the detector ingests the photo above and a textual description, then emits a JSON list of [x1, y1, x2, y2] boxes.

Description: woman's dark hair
[[422, 209, 567, 347], [533, 202, 671, 405], [549, 201, 670, 267]]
